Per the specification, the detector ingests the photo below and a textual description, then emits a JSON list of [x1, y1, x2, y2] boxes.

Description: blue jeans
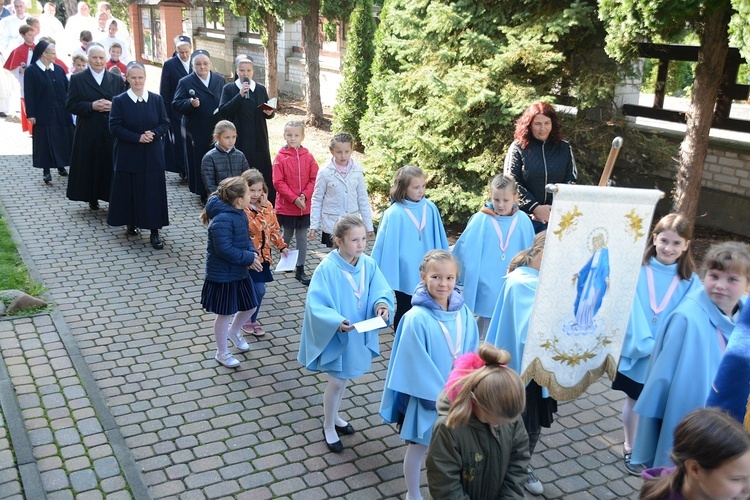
[[251, 280, 266, 322]]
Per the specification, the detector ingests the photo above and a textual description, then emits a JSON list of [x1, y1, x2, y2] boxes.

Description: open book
[[258, 97, 277, 111]]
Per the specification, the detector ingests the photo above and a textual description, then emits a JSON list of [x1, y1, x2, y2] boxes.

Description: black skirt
[[523, 380, 558, 434], [249, 262, 274, 283], [107, 169, 169, 229], [321, 231, 334, 248], [201, 276, 259, 315], [612, 371, 644, 400], [277, 213, 310, 230]]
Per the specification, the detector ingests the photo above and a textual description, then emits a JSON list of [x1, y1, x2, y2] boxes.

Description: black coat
[[159, 55, 190, 174], [65, 69, 124, 203], [172, 71, 224, 198], [107, 91, 170, 229], [218, 81, 275, 203], [24, 62, 73, 169]]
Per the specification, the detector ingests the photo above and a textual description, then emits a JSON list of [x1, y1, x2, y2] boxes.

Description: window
[[140, 7, 164, 63]]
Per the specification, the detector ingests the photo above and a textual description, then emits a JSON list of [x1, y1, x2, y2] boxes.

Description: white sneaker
[[215, 351, 240, 368], [227, 330, 250, 352], [524, 466, 544, 495]]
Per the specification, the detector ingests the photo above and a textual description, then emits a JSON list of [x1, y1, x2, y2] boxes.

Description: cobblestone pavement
[[0, 117, 639, 499]]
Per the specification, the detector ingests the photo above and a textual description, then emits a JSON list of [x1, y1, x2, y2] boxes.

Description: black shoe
[[150, 230, 164, 249], [295, 265, 310, 286], [126, 225, 140, 236], [335, 423, 355, 436], [89, 201, 99, 210], [322, 429, 343, 453], [200, 195, 207, 207], [58, 168, 68, 176], [43, 173, 52, 184]]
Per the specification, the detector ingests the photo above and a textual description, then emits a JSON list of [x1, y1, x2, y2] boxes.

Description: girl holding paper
[[238, 169, 289, 338], [297, 215, 393, 454]]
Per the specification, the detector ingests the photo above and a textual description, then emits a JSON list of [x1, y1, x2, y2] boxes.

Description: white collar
[[90, 68, 105, 84], [127, 89, 148, 103], [35, 59, 52, 71], [235, 78, 256, 92], [180, 58, 189, 71], [198, 73, 210, 86]]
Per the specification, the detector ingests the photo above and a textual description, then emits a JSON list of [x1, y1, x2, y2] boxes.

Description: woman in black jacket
[[503, 101, 577, 233]]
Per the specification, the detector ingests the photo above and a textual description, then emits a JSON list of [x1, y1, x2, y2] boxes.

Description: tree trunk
[[63, 0, 77, 19], [674, 3, 731, 226], [264, 12, 279, 98], [302, 0, 324, 127]]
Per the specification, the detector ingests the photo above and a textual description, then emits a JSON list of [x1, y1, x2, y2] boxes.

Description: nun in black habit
[[107, 62, 170, 250], [218, 55, 276, 204], [172, 49, 224, 204], [159, 35, 192, 178], [23, 39, 74, 184], [65, 43, 124, 210]]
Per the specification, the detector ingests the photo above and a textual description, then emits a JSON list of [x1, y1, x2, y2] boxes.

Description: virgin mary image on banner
[[521, 184, 662, 401], [565, 229, 610, 336]]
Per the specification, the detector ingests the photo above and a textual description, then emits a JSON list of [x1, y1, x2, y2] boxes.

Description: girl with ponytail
[[425, 344, 529, 499]]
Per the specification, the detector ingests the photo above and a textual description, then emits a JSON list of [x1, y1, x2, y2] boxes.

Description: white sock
[[403, 443, 427, 500], [622, 397, 638, 451], [323, 376, 346, 443], [214, 314, 232, 353]]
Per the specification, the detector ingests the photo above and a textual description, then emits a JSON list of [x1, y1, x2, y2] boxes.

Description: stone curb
[[0, 201, 151, 499]]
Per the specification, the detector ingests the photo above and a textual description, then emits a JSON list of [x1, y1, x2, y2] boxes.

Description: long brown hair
[[445, 344, 525, 428], [508, 231, 546, 273], [199, 176, 247, 225], [642, 213, 696, 280], [390, 165, 425, 203], [640, 408, 750, 500], [513, 101, 563, 149]]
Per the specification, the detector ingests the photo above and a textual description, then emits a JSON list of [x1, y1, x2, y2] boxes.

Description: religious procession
[[0, 0, 749, 499]]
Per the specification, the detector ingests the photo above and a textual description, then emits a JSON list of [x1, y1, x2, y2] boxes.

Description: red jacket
[[272, 145, 318, 216]]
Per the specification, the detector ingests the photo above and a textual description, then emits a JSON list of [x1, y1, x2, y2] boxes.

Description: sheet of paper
[[353, 316, 387, 333], [275, 250, 299, 272]]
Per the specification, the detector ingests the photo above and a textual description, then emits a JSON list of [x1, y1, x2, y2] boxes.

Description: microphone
[[188, 89, 195, 98], [242, 78, 249, 99]]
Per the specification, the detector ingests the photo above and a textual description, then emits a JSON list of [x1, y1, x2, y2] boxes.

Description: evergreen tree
[[332, 0, 376, 145], [360, 0, 625, 223]]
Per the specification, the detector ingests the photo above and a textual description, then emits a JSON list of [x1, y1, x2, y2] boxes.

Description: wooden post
[[598, 137, 624, 187]]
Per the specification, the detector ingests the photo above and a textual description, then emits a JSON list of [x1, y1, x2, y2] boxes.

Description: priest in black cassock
[[107, 62, 170, 250], [24, 39, 73, 184], [159, 35, 191, 179], [65, 43, 124, 210], [172, 49, 224, 205], [218, 55, 276, 204]]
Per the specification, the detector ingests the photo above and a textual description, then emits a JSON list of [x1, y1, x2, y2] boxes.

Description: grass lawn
[[0, 217, 44, 298]]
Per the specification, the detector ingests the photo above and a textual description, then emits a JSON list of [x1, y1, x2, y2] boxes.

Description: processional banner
[[522, 184, 662, 401]]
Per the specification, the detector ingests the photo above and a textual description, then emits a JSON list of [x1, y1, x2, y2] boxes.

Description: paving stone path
[[0, 116, 639, 499]]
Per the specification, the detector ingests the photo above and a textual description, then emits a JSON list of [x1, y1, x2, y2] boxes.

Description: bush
[[361, 0, 672, 223]]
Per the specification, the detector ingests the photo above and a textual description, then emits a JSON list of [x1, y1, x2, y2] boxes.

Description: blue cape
[[380, 303, 479, 445], [485, 266, 538, 375], [297, 251, 394, 379], [618, 260, 701, 383], [452, 207, 534, 317], [371, 198, 449, 294], [707, 301, 750, 425], [632, 288, 744, 467]]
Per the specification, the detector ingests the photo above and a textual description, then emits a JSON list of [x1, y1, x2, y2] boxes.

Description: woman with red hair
[[504, 101, 577, 233]]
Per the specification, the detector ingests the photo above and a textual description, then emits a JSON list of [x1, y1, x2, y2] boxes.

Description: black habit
[[107, 91, 170, 230], [65, 68, 125, 204], [218, 81, 276, 203], [159, 54, 190, 176], [172, 71, 224, 200], [24, 62, 73, 170]]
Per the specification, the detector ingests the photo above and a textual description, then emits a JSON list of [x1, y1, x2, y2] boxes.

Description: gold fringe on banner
[[521, 355, 619, 402]]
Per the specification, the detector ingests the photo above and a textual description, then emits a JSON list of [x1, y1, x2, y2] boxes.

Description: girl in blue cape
[[485, 231, 552, 496], [631, 241, 750, 470], [297, 215, 393, 454], [380, 250, 479, 500], [613, 214, 700, 476], [452, 174, 534, 339], [371, 165, 449, 330]]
